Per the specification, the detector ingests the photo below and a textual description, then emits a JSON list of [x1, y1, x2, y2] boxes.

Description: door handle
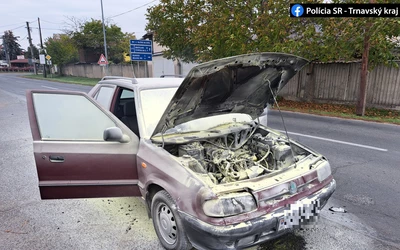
[[49, 155, 64, 163]]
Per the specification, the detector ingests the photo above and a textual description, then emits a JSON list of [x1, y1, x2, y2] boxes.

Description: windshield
[[140, 87, 178, 137], [140, 88, 253, 138], [165, 113, 253, 134]]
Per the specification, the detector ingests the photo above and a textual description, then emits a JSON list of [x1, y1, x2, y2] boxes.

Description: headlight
[[202, 192, 257, 217], [317, 161, 332, 182]]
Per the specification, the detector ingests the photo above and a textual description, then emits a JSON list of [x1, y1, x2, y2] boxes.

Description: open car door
[[26, 90, 140, 199]]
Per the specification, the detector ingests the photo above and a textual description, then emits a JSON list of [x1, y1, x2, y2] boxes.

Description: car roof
[[97, 77, 184, 91]]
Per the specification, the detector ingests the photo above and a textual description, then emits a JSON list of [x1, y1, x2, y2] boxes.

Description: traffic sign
[[130, 40, 152, 45], [39, 54, 46, 64], [130, 39, 152, 61], [131, 54, 152, 61], [45, 55, 51, 60], [98, 54, 108, 65], [130, 45, 152, 53]]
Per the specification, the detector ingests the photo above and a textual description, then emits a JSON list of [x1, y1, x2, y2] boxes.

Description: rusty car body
[[27, 53, 336, 250]]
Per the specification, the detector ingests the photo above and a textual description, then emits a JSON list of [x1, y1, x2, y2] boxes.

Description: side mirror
[[103, 127, 130, 143]]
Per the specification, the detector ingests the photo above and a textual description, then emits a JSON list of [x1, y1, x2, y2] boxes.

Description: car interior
[[113, 88, 140, 137]]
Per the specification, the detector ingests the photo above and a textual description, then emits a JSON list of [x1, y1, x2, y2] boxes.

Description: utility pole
[[26, 21, 37, 74], [100, 0, 109, 75], [1, 36, 11, 67], [38, 18, 46, 77]]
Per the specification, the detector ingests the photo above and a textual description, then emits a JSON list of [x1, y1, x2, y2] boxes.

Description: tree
[[1, 30, 22, 60], [146, 0, 199, 62], [45, 34, 79, 65], [0, 46, 4, 60], [120, 32, 137, 63], [320, 0, 400, 115], [146, 0, 399, 64], [69, 19, 126, 64], [320, 0, 400, 67], [44, 19, 134, 65], [25, 45, 39, 59], [146, 0, 400, 116], [146, 0, 328, 62]]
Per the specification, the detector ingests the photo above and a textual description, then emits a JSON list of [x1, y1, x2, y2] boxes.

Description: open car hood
[[152, 52, 308, 136]]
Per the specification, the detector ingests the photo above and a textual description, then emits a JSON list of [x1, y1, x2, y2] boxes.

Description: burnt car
[[26, 53, 335, 250]]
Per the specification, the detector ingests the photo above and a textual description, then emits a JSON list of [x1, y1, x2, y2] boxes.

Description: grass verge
[[22, 74, 100, 86], [275, 98, 400, 125]]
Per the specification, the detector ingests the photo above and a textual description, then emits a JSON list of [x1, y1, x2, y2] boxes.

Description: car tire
[[151, 190, 192, 250]]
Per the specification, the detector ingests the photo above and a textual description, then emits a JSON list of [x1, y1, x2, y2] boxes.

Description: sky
[[0, 0, 159, 52]]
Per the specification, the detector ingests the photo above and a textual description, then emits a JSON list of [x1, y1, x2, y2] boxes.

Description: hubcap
[[156, 202, 177, 245]]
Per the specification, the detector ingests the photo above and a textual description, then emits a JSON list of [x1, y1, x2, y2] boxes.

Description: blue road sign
[[130, 40, 152, 45], [130, 39, 152, 61], [131, 54, 152, 61], [130, 45, 152, 53]]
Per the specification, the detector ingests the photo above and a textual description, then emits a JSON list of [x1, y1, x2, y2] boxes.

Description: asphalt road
[[1, 73, 399, 250]]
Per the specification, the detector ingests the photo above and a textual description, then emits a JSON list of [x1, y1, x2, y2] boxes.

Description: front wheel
[[151, 190, 192, 250]]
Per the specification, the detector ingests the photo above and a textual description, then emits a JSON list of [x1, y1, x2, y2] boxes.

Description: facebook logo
[[291, 4, 304, 17]]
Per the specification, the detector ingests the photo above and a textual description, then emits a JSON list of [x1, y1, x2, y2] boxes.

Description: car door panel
[[26, 90, 140, 199]]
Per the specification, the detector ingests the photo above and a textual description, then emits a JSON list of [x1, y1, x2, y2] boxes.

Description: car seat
[[121, 100, 140, 137]]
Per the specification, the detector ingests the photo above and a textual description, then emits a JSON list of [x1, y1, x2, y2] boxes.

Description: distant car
[[26, 53, 335, 250]]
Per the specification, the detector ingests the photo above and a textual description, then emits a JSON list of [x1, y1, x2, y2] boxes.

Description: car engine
[[167, 130, 307, 184]]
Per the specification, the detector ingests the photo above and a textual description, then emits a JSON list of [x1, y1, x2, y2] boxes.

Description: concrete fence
[[280, 62, 400, 109], [62, 63, 148, 78]]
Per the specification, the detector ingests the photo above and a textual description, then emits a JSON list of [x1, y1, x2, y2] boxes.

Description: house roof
[[10, 59, 29, 63]]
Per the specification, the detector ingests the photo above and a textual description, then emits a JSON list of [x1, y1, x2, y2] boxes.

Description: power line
[[107, 0, 158, 18], [1, 20, 36, 33], [41, 19, 64, 25], [8, 24, 26, 31], [31, 27, 64, 31], [0, 22, 26, 28]]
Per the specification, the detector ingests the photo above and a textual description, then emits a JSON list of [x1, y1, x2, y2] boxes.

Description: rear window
[[120, 89, 134, 99], [94, 86, 115, 109]]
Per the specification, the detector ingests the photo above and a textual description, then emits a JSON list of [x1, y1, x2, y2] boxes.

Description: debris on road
[[329, 207, 347, 213], [3, 220, 29, 234]]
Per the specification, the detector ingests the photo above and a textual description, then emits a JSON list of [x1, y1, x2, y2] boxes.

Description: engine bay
[[165, 128, 309, 184]]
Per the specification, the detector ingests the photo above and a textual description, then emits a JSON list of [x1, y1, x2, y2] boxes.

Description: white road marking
[[41, 85, 58, 90], [277, 130, 388, 152]]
